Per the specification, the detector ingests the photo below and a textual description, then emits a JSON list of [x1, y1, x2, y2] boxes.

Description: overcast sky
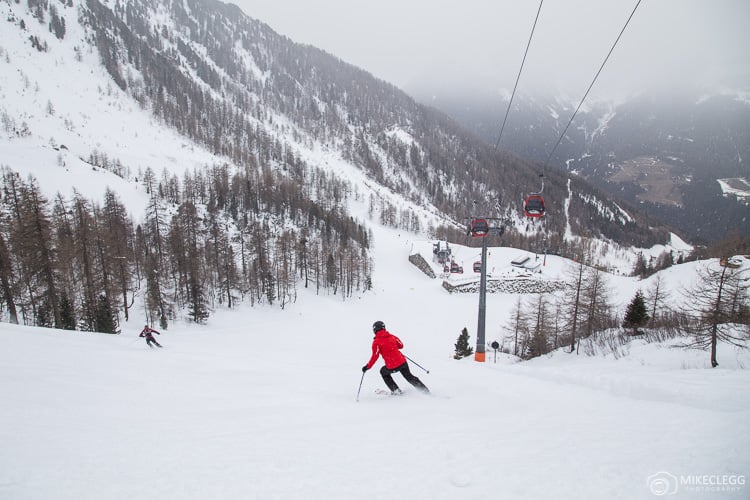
[[232, 0, 749, 101]]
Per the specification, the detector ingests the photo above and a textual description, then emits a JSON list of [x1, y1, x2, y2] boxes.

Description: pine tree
[[170, 201, 209, 323], [527, 329, 549, 359], [0, 231, 18, 324], [102, 189, 134, 322], [563, 256, 586, 353], [527, 295, 551, 359], [562, 245, 615, 354], [188, 274, 209, 324], [582, 267, 614, 340], [504, 296, 528, 356], [94, 294, 118, 334], [632, 253, 649, 277], [23, 177, 62, 328], [326, 253, 337, 293], [141, 191, 169, 329], [454, 327, 474, 359], [59, 294, 76, 330], [73, 194, 98, 331], [264, 270, 275, 305], [144, 252, 168, 329], [623, 290, 649, 334], [646, 274, 670, 326]]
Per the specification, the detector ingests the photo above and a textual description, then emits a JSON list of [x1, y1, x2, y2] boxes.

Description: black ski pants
[[146, 336, 162, 348], [380, 362, 429, 393]]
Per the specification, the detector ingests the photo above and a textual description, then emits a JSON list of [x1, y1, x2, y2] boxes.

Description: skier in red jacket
[[362, 321, 429, 395], [139, 324, 162, 348]]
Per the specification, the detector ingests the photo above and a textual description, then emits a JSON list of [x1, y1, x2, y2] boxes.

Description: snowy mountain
[[1, 0, 672, 246], [418, 87, 750, 243]]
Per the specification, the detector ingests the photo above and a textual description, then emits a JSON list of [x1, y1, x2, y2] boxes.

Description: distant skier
[[139, 324, 162, 348], [362, 321, 429, 395]]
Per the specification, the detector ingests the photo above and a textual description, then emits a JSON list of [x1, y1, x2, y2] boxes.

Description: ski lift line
[[542, 0, 643, 170], [493, 0, 544, 152]]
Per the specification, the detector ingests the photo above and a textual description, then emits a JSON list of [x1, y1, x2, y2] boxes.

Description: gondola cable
[[489, 0, 546, 217], [525, 0, 642, 218], [490, 0, 641, 220], [542, 0, 643, 170], [494, 0, 544, 152]]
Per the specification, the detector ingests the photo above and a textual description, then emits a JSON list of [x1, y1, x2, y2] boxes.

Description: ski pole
[[404, 354, 429, 374], [355, 371, 365, 402]]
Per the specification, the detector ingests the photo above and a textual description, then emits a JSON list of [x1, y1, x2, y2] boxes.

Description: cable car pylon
[[465, 205, 509, 362]]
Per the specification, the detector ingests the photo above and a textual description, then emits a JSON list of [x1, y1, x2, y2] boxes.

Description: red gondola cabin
[[470, 218, 490, 237], [524, 195, 545, 218]]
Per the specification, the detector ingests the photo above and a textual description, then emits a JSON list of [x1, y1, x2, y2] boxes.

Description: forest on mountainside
[[0, 166, 371, 330]]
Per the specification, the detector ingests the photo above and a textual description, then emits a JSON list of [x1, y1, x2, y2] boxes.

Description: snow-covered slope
[[1, 224, 748, 500]]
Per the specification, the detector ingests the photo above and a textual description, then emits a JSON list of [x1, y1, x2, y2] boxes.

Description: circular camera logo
[[648, 471, 678, 496]]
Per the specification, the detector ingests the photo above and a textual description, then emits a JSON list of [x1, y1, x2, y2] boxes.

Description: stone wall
[[408, 253, 436, 279], [442, 278, 569, 294]]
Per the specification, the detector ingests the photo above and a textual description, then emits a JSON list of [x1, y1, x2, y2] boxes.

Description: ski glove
[[362, 365, 369, 373]]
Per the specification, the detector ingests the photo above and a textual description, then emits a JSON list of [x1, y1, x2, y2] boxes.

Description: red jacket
[[139, 326, 159, 339], [366, 329, 406, 370]]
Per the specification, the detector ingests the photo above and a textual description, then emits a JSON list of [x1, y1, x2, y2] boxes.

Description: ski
[[374, 388, 404, 396], [374, 388, 449, 399]]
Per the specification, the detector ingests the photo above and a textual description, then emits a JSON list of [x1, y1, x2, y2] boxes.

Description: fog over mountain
[[234, 0, 750, 101], [418, 86, 750, 243]]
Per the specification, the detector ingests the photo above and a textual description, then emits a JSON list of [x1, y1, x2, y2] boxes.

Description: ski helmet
[[372, 320, 386, 333]]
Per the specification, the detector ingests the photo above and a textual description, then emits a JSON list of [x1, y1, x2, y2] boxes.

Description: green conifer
[[454, 327, 474, 359]]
